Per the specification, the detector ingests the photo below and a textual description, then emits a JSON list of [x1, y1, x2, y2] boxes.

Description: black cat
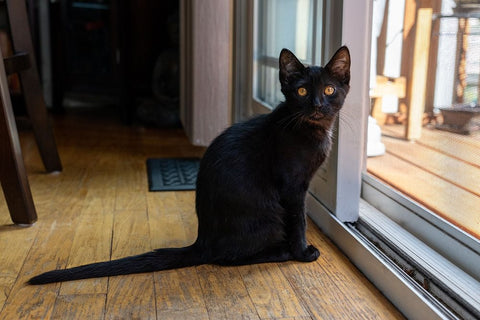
[[29, 46, 350, 285]]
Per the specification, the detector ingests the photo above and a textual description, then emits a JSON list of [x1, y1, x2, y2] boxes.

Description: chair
[[0, 0, 62, 225]]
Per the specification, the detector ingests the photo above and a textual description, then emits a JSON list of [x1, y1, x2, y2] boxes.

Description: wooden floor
[[0, 108, 403, 319], [368, 124, 480, 239]]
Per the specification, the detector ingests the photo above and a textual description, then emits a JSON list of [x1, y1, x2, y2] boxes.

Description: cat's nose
[[315, 104, 332, 116], [314, 104, 324, 113]]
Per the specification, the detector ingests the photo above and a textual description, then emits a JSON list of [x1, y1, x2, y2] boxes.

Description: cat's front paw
[[295, 245, 320, 262]]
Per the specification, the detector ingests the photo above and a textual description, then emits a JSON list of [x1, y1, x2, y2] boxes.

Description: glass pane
[[256, 64, 284, 108], [368, 0, 480, 240], [254, 0, 316, 108]]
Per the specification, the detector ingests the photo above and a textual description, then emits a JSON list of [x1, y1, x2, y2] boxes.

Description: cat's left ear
[[325, 46, 350, 85], [279, 49, 305, 84]]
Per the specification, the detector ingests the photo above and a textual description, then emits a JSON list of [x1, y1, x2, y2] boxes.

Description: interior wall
[[180, 0, 233, 146]]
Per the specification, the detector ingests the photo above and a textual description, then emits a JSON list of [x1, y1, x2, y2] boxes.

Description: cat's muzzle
[[309, 111, 325, 121]]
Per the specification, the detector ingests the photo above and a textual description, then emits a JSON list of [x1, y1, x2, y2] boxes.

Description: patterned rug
[[146, 158, 200, 191]]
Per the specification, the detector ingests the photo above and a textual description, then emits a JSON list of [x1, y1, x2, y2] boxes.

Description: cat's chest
[[280, 129, 330, 157], [275, 135, 329, 180]]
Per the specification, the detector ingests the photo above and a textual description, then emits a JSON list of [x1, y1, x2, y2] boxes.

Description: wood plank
[[105, 209, 156, 320], [196, 264, 259, 320], [405, 8, 432, 140], [29, 159, 87, 213], [381, 136, 480, 197], [273, 318, 312, 320], [57, 146, 117, 294], [418, 130, 480, 166], [51, 294, 106, 320], [154, 268, 209, 320], [383, 125, 480, 168], [0, 195, 9, 225], [0, 224, 38, 309], [54, 147, 118, 309], [0, 200, 85, 319], [114, 157, 147, 211], [238, 263, 309, 319], [147, 191, 192, 249], [174, 191, 198, 243], [106, 273, 156, 320], [368, 153, 480, 238], [58, 192, 115, 295], [147, 191, 209, 319]]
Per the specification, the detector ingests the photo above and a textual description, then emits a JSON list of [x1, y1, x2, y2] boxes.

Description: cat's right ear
[[279, 49, 305, 84]]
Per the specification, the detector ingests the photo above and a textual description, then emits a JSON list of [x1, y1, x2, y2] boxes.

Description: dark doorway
[[44, 0, 180, 127]]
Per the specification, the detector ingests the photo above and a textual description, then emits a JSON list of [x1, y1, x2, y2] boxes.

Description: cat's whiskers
[[339, 113, 355, 133], [291, 112, 309, 131], [293, 114, 307, 130], [277, 110, 305, 130]]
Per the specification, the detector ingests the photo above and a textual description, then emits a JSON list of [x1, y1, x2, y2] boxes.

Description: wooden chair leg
[[0, 56, 37, 225], [18, 70, 63, 172], [6, 0, 62, 172]]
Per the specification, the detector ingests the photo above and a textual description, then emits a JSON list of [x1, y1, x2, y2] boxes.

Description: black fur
[[29, 46, 350, 285]]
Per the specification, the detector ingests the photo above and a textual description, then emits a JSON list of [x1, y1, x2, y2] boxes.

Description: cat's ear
[[279, 49, 305, 84], [325, 46, 350, 85]]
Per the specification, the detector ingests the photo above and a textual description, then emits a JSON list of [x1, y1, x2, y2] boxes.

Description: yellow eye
[[297, 87, 307, 96], [324, 85, 335, 96]]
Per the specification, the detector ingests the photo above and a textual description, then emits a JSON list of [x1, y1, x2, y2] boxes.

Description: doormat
[[146, 158, 200, 191]]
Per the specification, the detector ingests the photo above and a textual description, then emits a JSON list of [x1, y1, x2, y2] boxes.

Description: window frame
[[244, 0, 324, 117], [308, 0, 368, 223]]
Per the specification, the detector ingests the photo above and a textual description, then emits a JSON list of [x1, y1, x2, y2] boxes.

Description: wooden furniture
[[371, 75, 406, 125], [375, 2, 437, 141], [0, 0, 62, 225]]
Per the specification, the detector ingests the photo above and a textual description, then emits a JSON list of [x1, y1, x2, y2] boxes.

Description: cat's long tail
[[28, 244, 204, 285]]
